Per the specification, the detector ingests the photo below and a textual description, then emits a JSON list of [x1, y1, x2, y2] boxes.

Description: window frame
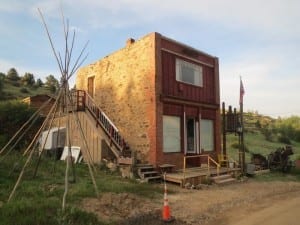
[[163, 115, 181, 153], [200, 119, 214, 152], [176, 58, 203, 87]]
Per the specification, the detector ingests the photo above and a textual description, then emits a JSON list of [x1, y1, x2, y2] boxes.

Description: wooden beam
[[161, 48, 214, 68], [161, 95, 219, 109]]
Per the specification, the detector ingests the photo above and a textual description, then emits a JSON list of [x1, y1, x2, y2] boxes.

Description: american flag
[[239, 78, 245, 105]]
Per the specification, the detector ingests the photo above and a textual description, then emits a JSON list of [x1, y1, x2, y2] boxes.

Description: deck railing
[[183, 154, 221, 182]]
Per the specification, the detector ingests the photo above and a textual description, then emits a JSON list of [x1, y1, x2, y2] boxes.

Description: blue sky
[[0, 0, 299, 118]]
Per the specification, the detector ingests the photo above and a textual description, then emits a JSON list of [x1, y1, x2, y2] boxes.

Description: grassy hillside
[[1, 80, 52, 100], [226, 132, 300, 162], [226, 112, 300, 163]]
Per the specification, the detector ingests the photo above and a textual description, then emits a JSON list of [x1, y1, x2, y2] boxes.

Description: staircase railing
[[74, 90, 128, 156], [208, 155, 220, 175], [183, 154, 220, 183]]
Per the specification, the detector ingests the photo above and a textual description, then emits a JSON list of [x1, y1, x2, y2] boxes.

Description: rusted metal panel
[[161, 38, 215, 66], [161, 51, 216, 104], [163, 103, 182, 116]]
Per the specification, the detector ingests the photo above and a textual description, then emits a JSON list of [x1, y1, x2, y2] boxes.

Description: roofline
[[21, 94, 56, 101], [158, 32, 217, 59]]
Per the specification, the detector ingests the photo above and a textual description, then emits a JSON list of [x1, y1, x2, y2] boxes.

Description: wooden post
[[183, 156, 186, 185], [222, 102, 226, 155], [240, 103, 245, 174]]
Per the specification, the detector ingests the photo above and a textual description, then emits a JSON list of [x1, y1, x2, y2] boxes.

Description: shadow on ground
[[120, 210, 188, 225]]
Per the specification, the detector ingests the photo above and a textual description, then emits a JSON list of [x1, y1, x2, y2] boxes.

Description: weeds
[[0, 152, 162, 225]]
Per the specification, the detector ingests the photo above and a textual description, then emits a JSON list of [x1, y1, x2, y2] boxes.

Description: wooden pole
[[240, 103, 245, 174], [222, 102, 226, 155]]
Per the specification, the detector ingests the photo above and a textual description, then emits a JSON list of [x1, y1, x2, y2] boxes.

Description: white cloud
[[1, 0, 299, 117], [22, 0, 299, 37], [219, 39, 300, 117], [2, 0, 299, 39], [0, 1, 25, 12]]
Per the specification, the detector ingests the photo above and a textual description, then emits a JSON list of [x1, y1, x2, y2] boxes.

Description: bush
[[261, 128, 274, 142], [231, 142, 239, 149], [230, 142, 249, 152], [0, 134, 8, 148], [20, 87, 29, 93], [277, 134, 291, 144], [0, 100, 42, 150], [8, 80, 20, 87]]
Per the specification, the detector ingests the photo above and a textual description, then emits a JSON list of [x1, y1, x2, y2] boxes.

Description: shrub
[[0, 100, 41, 150], [277, 134, 291, 144], [20, 87, 29, 93], [231, 142, 239, 149]]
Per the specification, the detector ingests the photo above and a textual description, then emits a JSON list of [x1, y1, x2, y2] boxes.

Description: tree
[[0, 100, 41, 149], [36, 78, 44, 87], [0, 72, 5, 80], [21, 73, 35, 86], [6, 68, 20, 81], [0, 72, 5, 92], [0, 77, 3, 94], [45, 74, 59, 93]]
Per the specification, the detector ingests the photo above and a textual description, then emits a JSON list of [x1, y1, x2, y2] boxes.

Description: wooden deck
[[164, 167, 241, 186]]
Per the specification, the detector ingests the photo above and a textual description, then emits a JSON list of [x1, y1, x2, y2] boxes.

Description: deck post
[[207, 156, 210, 175], [183, 156, 186, 186]]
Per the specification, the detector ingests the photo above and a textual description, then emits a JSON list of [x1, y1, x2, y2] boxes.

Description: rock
[[120, 165, 133, 179], [107, 162, 117, 172]]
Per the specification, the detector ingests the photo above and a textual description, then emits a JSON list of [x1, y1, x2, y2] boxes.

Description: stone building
[[76, 32, 221, 169]]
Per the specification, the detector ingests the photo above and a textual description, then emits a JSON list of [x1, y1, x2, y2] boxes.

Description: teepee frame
[[2, 8, 99, 210]]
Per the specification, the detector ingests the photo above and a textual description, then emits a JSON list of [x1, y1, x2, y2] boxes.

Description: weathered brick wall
[[76, 33, 157, 163]]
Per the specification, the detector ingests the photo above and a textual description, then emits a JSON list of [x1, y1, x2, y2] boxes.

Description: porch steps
[[211, 174, 236, 185], [136, 164, 161, 182]]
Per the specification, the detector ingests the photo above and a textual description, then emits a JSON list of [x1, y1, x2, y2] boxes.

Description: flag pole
[[239, 77, 245, 174]]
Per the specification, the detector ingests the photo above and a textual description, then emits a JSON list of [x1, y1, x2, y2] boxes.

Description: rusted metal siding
[[161, 38, 215, 66], [161, 51, 216, 104], [159, 34, 221, 166]]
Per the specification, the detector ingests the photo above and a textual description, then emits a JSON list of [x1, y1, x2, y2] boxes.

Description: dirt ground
[[82, 179, 300, 225]]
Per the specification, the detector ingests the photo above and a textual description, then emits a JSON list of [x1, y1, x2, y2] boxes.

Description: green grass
[[2, 80, 52, 100], [0, 152, 162, 225], [252, 168, 300, 182], [226, 131, 300, 163]]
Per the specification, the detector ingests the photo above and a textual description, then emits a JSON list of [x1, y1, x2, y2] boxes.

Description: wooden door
[[87, 76, 94, 98]]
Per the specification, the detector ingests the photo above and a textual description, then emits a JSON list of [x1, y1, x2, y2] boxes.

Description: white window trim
[[176, 58, 203, 87]]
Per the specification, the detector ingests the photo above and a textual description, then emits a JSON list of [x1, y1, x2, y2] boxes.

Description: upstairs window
[[176, 58, 203, 86]]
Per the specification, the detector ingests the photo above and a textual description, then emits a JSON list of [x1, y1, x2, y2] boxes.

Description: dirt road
[[82, 180, 300, 225], [225, 196, 300, 225], [168, 180, 300, 225], [208, 192, 300, 225]]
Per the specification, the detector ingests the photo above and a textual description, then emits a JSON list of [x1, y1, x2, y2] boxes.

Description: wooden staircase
[[136, 164, 161, 182], [72, 90, 133, 165], [211, 174, 237, 185]]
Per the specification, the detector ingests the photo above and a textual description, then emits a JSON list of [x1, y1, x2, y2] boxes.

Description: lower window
[[200, 119, 214, 151], [163, 115, 181, 153]]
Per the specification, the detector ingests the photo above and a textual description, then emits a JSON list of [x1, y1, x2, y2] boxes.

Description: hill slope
[[1, 80, 53, 100]]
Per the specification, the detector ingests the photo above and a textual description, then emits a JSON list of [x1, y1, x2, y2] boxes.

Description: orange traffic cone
[[162, 173, 174, 223]]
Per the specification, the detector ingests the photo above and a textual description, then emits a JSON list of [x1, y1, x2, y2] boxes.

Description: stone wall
[[76, 33, 157, 163]]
